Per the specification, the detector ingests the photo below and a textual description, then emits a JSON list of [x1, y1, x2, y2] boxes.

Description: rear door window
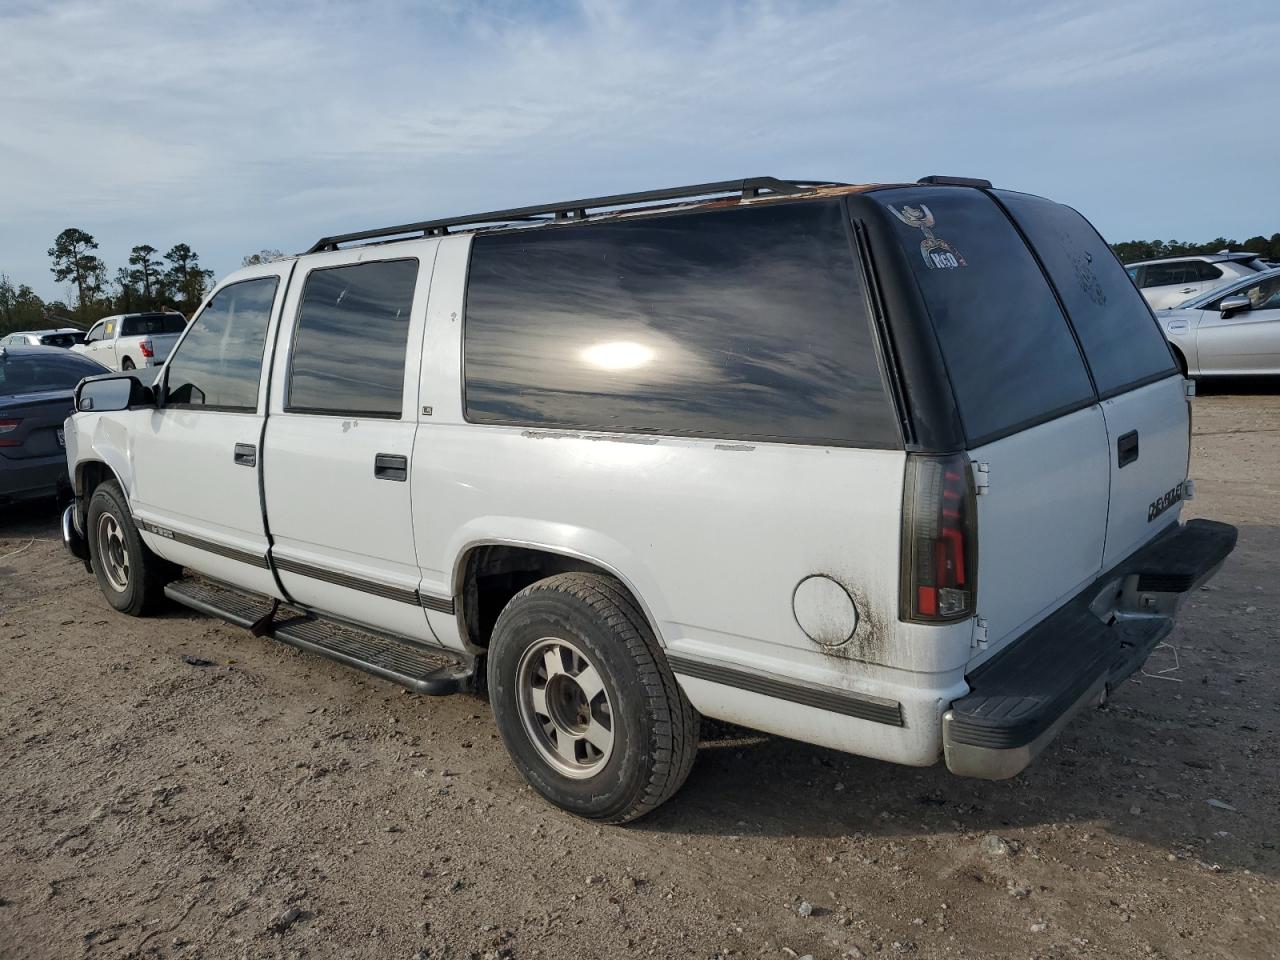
[[996, 191, 1177, 396], [463, 200, 900, 447], [876, 186, 1095, 445], [286, 259, 418, 418]]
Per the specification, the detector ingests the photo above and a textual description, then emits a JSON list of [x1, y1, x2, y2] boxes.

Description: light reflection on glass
[[579, 340, 655, 372]]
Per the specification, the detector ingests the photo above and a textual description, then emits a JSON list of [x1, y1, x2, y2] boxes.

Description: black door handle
[[234, 443, 257, 467], [374, 453, 408, 482], [1117, 430, 1139, 468]]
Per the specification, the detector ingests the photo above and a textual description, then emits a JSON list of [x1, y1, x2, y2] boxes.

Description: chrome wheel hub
[[516, 637, 614, 778], [96, 512, 130, 593]]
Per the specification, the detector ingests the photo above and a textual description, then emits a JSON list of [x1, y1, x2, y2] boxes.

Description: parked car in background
[[1156, 267, 1280, 376], [0, 344, 108, 503], [71, 312, 187, 371], [62, 176, 1236, 823], [1125, 253, 1268, 310], [2, 328, 86, 349]]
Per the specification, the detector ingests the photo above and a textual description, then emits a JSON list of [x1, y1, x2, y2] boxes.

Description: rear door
[[997, 191, 1188, 569], [876, 187, 1111, 655], [262, 245, 437, 643]]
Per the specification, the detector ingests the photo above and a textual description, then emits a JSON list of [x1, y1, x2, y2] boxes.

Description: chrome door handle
[[234, 443, 257, 467]]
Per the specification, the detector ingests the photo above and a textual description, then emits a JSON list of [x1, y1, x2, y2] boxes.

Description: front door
[[129, 267, 290, 595], [1196, 274, 1280, 374], [261, 244, 437, 642]]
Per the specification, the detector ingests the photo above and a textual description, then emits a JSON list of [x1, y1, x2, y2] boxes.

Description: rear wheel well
[[1169, 344, 1188, 376], [457, 545, 645, 651]]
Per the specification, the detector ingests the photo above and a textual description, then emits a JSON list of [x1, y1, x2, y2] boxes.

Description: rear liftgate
[[165, 578, 474, 695]]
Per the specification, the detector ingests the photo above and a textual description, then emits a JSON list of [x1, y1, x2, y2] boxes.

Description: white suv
[[1125, 252, 1267, 309], [61, 176, 1237, 822]]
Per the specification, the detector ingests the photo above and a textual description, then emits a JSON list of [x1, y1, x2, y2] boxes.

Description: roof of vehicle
[[1125, 252, 1264, 267], [302, 175, 992, 256], [0, 342, 108, 363], [7, 329, 63, 337]]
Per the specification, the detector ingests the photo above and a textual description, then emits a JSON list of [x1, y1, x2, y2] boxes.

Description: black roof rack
[[306, 177, 845, 254]]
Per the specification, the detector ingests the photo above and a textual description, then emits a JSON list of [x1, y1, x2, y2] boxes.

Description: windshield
[[38, 333, 78, 348], [0, 353, 106, 396]]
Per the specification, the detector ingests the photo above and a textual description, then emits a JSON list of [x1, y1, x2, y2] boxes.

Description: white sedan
[[1156, 267, 1280, 376]]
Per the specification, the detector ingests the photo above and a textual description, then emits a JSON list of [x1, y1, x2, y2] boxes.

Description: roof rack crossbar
[[305, 177, 842, 254]]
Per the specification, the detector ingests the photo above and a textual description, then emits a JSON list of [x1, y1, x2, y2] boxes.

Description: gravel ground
[[1, 385, 1276, 960]]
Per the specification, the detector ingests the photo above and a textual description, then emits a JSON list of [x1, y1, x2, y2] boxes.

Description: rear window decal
[[888, 203, 967, 270]]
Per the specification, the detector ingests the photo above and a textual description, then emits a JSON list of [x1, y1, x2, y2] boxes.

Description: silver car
[[1156, 267, 1280, 376]]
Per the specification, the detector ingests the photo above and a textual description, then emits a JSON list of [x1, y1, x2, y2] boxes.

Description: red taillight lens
[[139, 338, 154, 358], [901, 453, 977, 622], [0, 418, 21, 447]]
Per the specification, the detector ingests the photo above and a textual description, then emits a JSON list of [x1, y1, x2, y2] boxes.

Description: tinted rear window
[[877, 187, 1094, 444], [463, 200, 899, 447], [996, 191, 1177, 395], [122, 314, 187, 336], [0, 353, 104, 396]]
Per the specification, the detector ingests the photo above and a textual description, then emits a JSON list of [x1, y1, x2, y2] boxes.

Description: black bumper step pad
[[948, 604, 1171, 751], [1130, 519, 1238, 593], [165, 578, 471, 695]]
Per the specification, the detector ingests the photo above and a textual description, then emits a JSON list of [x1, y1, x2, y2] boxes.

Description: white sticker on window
[[888, 204, 967, 270]]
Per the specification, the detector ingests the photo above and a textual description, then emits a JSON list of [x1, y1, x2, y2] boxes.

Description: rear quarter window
[[876, 186, 1095, 445], [995, 191, 1177, 396], [463, 200, 900, 447]]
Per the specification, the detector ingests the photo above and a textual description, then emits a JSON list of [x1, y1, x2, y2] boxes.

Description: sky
[[2, 0, 1278, 301]]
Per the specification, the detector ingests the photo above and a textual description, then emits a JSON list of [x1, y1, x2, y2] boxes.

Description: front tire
[[87, 480, 173, 616], [488, 572, 699, 823]]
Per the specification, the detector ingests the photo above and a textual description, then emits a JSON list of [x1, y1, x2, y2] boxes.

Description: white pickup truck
[[61, 176, 1237, 823], [72, 312, 187, 371]]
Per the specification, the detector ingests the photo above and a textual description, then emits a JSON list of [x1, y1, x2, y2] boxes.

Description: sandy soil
[[1, 385, 1276, 960]]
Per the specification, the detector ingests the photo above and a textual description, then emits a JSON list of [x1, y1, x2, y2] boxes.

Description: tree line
[[1111, 232, 1280, 264], [1, 227, 217, 338]]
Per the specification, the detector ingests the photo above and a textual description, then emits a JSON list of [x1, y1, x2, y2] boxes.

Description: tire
[[86, 480, 173, 616], [121, 357, 135, 370], [487, 572, 699, 823]]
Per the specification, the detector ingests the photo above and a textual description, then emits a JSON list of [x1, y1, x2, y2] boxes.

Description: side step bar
[[164, 578, 473, 695]]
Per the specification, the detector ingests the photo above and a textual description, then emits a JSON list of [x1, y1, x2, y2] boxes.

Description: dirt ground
[[1, 385, 1277, 960]]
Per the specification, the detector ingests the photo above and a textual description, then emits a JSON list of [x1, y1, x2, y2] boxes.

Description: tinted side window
[[287, 260, 418, 417], [996, 191, 1176, 396], [1191, 262, 1223, 282], [877, 187, 1094, 444], [463, 201, 900, 447], [166, 277, 278, 410]]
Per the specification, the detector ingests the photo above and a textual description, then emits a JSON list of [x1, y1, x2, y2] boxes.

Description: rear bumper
[[943, 519, 1238, 780], [0, 454, 69, 502]]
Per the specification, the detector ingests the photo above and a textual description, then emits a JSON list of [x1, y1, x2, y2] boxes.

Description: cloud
[[1, 0, 1277, 299]]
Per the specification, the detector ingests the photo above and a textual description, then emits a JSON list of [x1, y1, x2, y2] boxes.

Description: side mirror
[[76, 374, 156, 413], [1220, 295, 1251, 318]]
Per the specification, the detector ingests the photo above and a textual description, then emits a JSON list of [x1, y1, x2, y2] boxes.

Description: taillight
[[139, 338, 154, 358], [0, 418, 21, 447], [900, 453, 977, 622]]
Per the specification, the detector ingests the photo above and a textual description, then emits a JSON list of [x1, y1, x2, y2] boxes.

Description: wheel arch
[[451, 538, 668, 654], [74, 458, 131, 529]]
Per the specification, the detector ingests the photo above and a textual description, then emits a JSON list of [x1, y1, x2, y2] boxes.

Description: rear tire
[[487, 572, 699, 823], [87, 480, 173, 616]]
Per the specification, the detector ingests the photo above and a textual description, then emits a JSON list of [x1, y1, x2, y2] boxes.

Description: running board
[[164, 578, 473, 695]]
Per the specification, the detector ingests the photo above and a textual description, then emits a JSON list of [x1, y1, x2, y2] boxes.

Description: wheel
[[86, 480, 173, 615], [121, 357, 135, 370], [487, 572, 699, 823]]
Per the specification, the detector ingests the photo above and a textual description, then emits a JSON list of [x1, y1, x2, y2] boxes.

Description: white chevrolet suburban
[[72, 311, 188, 371], [61, 177, 1237, 823]]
